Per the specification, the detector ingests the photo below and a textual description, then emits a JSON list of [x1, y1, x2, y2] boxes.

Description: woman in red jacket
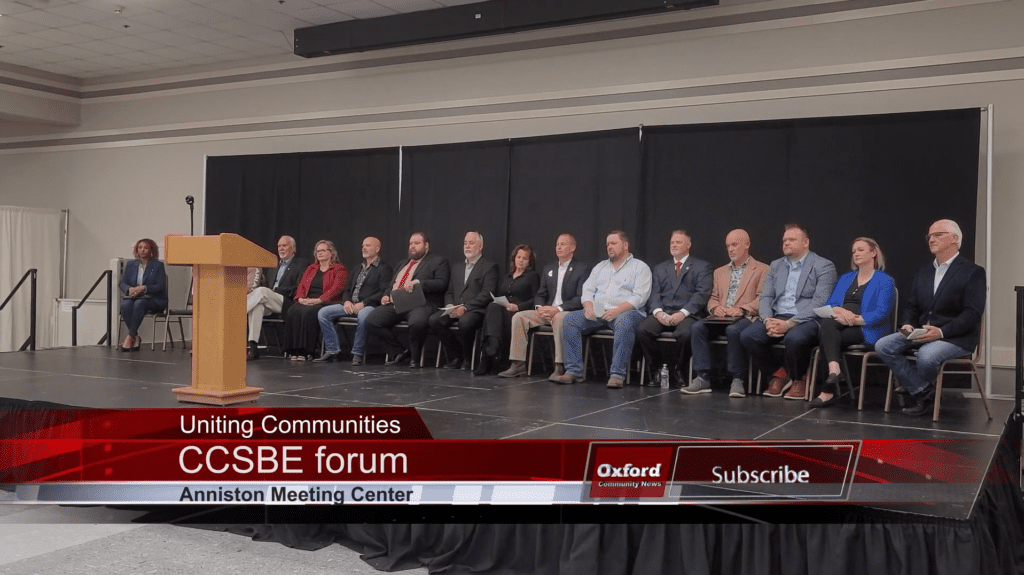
[[283, 239, 348, 360]]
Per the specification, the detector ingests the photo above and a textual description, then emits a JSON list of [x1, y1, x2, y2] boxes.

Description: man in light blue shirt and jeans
[[552, 231, 652, 388]]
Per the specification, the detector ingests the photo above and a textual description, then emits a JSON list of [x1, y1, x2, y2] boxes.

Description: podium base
[[173, 386, 263, 405]]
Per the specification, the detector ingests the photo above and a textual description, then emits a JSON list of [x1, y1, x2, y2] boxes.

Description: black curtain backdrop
[[297, 150, 400, 269], [508, 129, 641, 267], [205, 149, 399, 266], [641, 110, 980, 319], [206, 109, 981, 312], [399, 141, 511, 267], [205, 154, 303, 256]]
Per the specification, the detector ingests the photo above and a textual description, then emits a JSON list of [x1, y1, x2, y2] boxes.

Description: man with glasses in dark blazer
[[874, 219, 986, 416]]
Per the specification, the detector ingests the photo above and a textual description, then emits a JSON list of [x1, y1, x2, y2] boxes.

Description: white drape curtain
[[0, 206, 62, 353]]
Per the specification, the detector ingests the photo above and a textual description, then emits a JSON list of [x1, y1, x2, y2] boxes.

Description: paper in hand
[[490, 292, 511, 308], [813, 305, 834, 318]]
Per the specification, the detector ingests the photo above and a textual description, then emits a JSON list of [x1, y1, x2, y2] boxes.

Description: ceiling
[[0, 0, 487, 80]]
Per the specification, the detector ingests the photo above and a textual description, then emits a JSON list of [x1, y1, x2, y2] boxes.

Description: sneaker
[[729, 378, 746, 398], [681, 375, 711, 394], [606, 375, 624, 388]]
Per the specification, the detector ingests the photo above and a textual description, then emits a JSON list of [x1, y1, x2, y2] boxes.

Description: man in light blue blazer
[[740, 224, 837, 400]]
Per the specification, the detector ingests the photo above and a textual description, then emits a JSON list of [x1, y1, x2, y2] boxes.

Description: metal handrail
[[72, 270, 112, 346], [0, 269, 37, 351]]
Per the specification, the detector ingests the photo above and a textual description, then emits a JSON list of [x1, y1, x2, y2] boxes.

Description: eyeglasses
[[925, 232, 950, 241], [315, 248, 331, 253]]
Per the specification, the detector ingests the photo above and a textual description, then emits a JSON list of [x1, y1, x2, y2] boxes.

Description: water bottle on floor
[[660, 364, 670, 389]]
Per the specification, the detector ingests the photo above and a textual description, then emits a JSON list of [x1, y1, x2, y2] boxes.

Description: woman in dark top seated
[[284, 240, 348, 360], [474, 244, 540, 376], [810, 237, 896, 407], [118, 238, 168, 352]]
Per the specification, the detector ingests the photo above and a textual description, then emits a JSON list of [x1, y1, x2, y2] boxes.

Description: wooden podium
[[165, 233, 277, 405]]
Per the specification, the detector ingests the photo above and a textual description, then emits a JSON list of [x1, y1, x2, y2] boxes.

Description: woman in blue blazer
[[810, 237, 896, 407], [118, 238, 168, 351]]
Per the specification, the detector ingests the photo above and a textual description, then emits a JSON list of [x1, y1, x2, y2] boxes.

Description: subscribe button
[[585, 441, 861, 501]]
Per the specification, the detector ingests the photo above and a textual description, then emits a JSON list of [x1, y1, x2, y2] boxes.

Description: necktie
[[397, 259, 416, 288], [675, 261, 681, 276]]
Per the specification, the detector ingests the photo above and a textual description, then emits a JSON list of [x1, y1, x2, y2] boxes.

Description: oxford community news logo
[[586, 445, 674, 499]]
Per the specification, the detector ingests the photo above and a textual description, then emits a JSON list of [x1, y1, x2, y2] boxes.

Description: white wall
[[1, 0, 1022, 359]]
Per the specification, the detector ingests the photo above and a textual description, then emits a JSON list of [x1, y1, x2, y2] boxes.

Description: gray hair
[[943, 220, 963, 249]]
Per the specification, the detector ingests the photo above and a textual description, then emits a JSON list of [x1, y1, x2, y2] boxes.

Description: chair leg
[[932, 365, 945, 422], [151, 315, 157, 351], [808, 348, 819, 400], [857, 354, 870, 411], [884, 371, 894, 413], [974, 368, 993, 420], [178, 318, 188, 349], [527, 332, 535, 376], [583, 338, 591, 380], [639, 357, 647, 386], [162, 317, 171, 351]]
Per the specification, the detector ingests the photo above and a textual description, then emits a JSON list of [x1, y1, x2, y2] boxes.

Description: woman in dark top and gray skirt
[[474, 245, 540, 376], [810, 237, 896, 407]]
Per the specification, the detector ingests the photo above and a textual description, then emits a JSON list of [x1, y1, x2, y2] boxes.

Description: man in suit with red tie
[[366, 232, 451, 368], [635, 230, 714, 387], [498, 234, 591, 378], [428, 231, 499, 370], [875, 219, 986, 416]]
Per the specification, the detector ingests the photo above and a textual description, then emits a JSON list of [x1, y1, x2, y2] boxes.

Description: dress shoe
[[551, 372, 582, 384], [473, 354, 493, 376], [784, 377, 807, 400], [408, 359, 420, 369], [763, 375, 792, 397], [902, 386, 936, 416], [444, 357, 463, 369], [350, 354, 364, 366], [313, 351, 340, 363], [607, 375, 624, 388], [809, 375, 841, 407], [498, 361, 527, 378], [387, 350, 411, 366], [461, 359, 472, 371]]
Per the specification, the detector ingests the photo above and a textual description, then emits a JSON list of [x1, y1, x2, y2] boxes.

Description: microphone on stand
[[185, 195, 195, 236]]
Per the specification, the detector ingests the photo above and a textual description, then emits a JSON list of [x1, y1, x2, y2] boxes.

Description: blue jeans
[[874, 333, 972, 395], [562, 309, 645, 379], [691, 317, 752, 378], [317, 304, 375, 355]]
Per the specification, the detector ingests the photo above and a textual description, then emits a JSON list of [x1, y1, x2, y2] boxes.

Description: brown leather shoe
[[763, 375, 791, 397], [498, 361, 527, 378], [784, 377, 807, 400]]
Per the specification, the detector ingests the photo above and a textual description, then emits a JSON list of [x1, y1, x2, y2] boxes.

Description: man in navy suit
[[875, 219, 986, 416], [635, 230, 713, 386], [498, 234, 591, 378], [740, 223, 837, 400], [429, 231, 499, 370]]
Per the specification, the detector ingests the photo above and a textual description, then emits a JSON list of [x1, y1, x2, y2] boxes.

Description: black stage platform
[[2, 346, 1023, 574]]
